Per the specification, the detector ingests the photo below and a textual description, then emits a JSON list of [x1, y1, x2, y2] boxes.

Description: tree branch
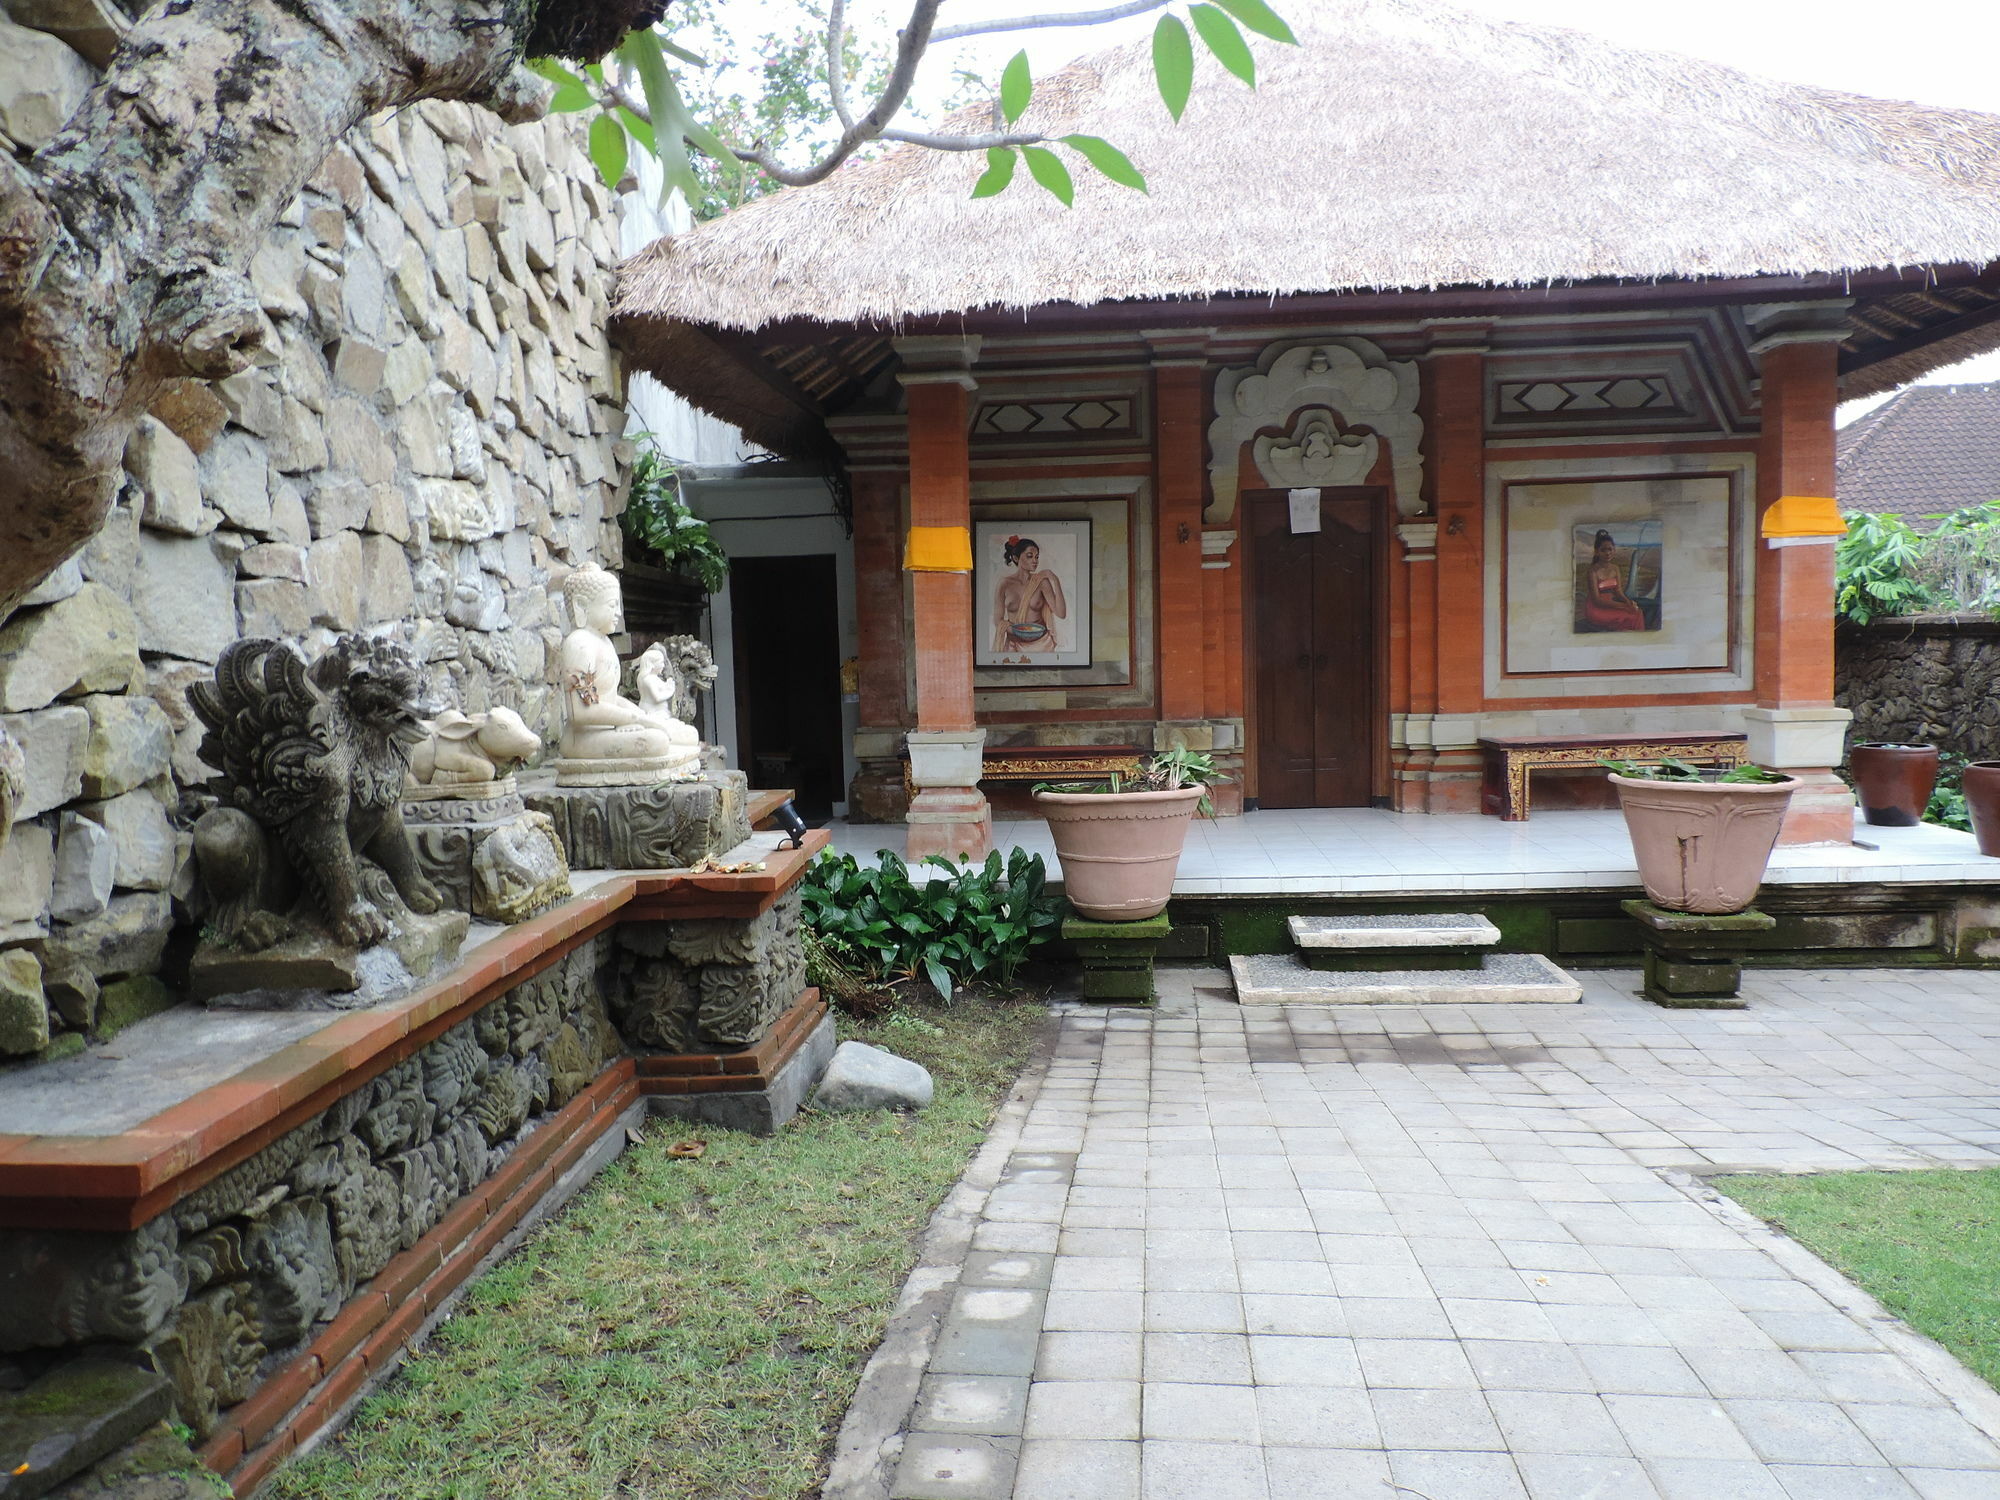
[[878, 128, 1045, 149], [825, 0, 856, 131], [931, 0, 1174, 43], [0, 0, 591, 616]]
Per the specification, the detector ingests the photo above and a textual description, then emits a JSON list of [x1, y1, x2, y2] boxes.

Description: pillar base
[[1777, 769, 1855, 846], [905, 787, 992, 862], [1622, 899, 1775, 1009]]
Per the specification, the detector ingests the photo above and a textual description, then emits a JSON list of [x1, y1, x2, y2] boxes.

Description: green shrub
[[1927, 751, 1972, 832], [800, 848, 1063, 1002], [618, 437, 730, 593]]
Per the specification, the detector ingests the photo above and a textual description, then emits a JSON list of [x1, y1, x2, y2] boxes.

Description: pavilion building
[[612, 0, 2000, 860]]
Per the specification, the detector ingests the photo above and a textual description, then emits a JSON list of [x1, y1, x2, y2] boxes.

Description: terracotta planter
[[1963, 762, 2000, 856], [1609, 772, 1798, 915], [1848, 743, 1939, 827], [1034, 786, 1206, 921]]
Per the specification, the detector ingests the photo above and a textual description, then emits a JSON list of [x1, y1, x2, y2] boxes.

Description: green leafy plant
[[1836, 511, 1935, 625], [1600, 756, 1792, 784], [1037, 745, 1224, 813], [618, 437, 730, 593], [800, 848, 1063, 1003], [1926, 751, 1973, 832]]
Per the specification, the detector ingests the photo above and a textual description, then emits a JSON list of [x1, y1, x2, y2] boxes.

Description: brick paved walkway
[[881, 968, 2000, 1500]]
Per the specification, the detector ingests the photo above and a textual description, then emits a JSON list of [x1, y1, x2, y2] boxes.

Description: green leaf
[[1000, 49, 1033, 124], [1021, 145, 1074, 206], [1062, 134, 1147, 192], [972, 146, 1018, 197], [527, 59, 594, 112], [1190, 4, 1255, 84], [1152, 14, 1194, 120], [658, 36, 708, 66], [617, 107, 656, 156], [1209, 0, 1298, 43], [587, 113, 629, 191]]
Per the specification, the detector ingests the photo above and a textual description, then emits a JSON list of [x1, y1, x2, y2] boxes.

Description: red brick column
[[1424, 347, 1486, 812], [1153, 357, 1208, 725], [1751, 335, 1854, 845], [900, 360, 991, 860]]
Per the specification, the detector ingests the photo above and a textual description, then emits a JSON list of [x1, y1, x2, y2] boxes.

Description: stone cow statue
[[407, 706, 541, 787]]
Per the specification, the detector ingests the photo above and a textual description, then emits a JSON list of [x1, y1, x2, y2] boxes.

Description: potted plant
[[1848, 743, 1941, 827], [1603, 757, 1797, 915], [1033, 747, 1220, 921], [1962, 761, 2000, 856]]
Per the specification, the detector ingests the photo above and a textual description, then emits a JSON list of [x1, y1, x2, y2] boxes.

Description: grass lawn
[[267, 995, 1047, 1500], [1717, 1167, 2000, 1389]]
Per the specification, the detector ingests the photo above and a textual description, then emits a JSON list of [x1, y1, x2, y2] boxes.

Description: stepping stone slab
[[1288, 912, 1502, 948], [1231, 951, 1582, 1005]]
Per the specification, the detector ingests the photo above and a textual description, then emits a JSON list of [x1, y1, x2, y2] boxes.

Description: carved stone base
[[550, 755, 702, 787], [404, 794, 572, 924], [190, 908, 470, 1008], [404, 774, 519, 803], [523, 770, 750, 870]]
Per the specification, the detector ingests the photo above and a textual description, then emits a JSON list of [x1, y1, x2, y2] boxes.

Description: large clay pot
[[1848, 743, 1939, 827], [1962, 762, 2000, 856], [1609, 773, 1797, 915], [1034, 786, 1206, 921]]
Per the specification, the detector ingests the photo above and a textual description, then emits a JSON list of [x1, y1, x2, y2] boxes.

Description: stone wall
[[1836, 616, 2000, 759], [0, 17, 632, 1060]]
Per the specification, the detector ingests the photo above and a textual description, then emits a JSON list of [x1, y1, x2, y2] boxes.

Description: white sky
[[750, 0, 2000, 414]]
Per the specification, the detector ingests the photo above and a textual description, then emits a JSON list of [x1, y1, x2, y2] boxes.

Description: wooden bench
[[1479, 732, 1748, 822], [902, 745, 1145, 795]]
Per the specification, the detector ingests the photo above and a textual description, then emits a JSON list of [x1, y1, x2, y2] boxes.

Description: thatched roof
[[614, 0, 2000, 447]]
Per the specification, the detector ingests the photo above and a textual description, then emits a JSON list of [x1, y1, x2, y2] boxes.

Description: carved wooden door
[[1249, 489, 1378, 808]]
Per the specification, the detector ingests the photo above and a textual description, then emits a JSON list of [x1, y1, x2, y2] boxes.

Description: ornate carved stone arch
[[1206, 338, 1425, 523]]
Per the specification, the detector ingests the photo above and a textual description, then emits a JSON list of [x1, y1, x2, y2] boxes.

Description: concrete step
[[1231, 951, 1583, 1006], [1288, 913, 1502, 950]]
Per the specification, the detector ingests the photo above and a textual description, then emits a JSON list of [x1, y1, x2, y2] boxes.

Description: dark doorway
[[1247, 488, 1380, 808], [731, 555, 844, 819]]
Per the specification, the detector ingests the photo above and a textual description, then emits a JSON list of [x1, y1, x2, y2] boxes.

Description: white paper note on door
[[1288, 487, 1322, 534]]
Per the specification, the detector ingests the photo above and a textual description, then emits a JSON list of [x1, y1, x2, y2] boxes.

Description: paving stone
[[1025, 1380, 1140, 1441], [1013, 1439, 1140, 1500], [1252, 1385, 1377, 1448], [1516, 1453, 1662, 1499], [1768, 1465, 1922, 1499], [892, 1433, 1020, 1500], [1140, 1439, 1268, 1500], [1646, 1456, 1791, 1499], [1142, 1383, 1259, 1444], [1143, 1333, 1252, 1385], [1038, 1332, 1142, 1382], [1262, 1447, 1392, 1500], [1843, 1406, 2000, 1470], [1388, 1449, 1530, 1500], [915, 1376, 1031, 1437]]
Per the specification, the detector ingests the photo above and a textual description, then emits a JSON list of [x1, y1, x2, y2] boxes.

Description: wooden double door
[[1247, 488, 1381, 808]]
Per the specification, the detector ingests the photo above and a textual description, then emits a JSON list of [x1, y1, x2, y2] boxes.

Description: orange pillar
[[1424, 348, 1486, 813], [1751, 336, 1854, 844], [900, 364, 991, 860], [1153, 357, 1208, 727]]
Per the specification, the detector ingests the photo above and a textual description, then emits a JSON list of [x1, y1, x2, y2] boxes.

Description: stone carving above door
[[1207, 338, 1424, 524]]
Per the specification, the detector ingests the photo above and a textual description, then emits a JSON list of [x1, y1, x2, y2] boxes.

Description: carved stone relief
[[1207, 338, 1424, 524]]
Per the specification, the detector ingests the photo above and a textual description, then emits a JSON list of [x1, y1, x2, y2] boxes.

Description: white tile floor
[[829, 808, 2000, 896], [886, 971, 2000, 1500]]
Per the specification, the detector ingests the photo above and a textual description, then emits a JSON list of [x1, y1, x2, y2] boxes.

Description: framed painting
[[974, 519, 1092, 667], [1572, 519, 1664, 633]]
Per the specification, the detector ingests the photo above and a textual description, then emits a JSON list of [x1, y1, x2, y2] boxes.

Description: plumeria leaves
[[1061, 135, 1146, 192], [1189, 3, 1255, 85], [528, 59, 595, 113], [999, 50, 1034, 125], [972, 146, 1018, 197], [1210, 0, 1297, 44], [1152, 14, 1194, 120], [1021, 145, 1074, 205]]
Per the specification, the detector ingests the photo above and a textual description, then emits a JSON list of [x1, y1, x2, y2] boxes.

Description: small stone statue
[[408, 706, 541, 791], [186, 634, 467, 1002], [553, 563, 701, 786]]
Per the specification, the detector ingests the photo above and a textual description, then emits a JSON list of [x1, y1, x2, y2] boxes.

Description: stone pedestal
[[1622, 899, 1776, 1009], [1063, 912, 1171, 1002], [905, 729, 990, 861], [403, 783, 572, 923], [523, 769, 749, 870], [190, 907, 469, 1007]]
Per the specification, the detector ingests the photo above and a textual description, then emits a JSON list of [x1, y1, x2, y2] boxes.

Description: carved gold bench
[[1479, 732, 1749, 822]]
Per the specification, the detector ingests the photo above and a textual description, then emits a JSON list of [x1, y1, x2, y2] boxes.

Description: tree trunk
[[0, 0, 655, 619]]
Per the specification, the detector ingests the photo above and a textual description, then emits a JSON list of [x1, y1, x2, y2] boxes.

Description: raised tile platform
[[1230, 950, 1583, 1004]]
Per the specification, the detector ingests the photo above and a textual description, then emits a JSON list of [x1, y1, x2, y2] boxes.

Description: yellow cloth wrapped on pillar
[[904, 525, 973, 572], [1761, 495, 1846, 540]]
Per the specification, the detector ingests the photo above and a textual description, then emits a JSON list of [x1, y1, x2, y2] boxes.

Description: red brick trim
[[0, 833, 827, 1231], [200, 1065, 644, 1495]]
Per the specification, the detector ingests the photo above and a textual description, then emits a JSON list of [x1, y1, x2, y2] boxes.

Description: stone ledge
[[0, 830, 829, 1230]]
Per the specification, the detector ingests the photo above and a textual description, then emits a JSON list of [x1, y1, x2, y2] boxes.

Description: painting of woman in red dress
[[1573, 524, 1661, 632]]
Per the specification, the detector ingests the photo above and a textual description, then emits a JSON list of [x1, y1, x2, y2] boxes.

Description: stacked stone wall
[[0, 18, 633, 1060], [1835, 617, 2000, 760]]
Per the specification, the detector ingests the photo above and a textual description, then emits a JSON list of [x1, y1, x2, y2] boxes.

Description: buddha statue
[[552, 563, 701, 785]]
